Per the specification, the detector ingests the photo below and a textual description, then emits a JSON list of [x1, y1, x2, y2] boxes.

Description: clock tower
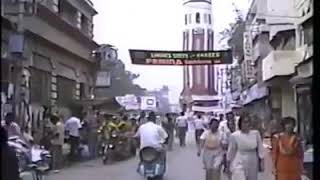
[[180, 0, 220, 113]]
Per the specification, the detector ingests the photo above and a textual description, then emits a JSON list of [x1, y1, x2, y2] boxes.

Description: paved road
[[47, 132, 275, 180]]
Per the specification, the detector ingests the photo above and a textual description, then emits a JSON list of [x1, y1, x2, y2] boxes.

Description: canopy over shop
[[72, 97, 123, 116]]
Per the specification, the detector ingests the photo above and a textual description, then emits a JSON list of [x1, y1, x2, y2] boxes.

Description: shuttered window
[[57, 76, 76, 106], [30, 68, 50, 105]]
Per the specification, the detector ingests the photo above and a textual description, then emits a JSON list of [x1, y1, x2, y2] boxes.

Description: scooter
[[137, 146, 166, 180], [8, 136, 51, 180]]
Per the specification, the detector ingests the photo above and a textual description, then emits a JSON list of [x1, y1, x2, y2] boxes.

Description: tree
[[102, 60, 146, 97], [218, 2, 245, 48]]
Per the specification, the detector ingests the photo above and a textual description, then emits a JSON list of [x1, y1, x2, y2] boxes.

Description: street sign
[[140, 96, 157, 110], [129, 49, 233, 65]]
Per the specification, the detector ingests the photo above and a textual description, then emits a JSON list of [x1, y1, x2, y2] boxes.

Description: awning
[[241, 84, 269, 105], [289, 75, 312, 85], [73, 97, 123, 113]]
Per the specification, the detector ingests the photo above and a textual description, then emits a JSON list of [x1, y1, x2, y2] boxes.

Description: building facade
[[1, 0, 99, 142], [180, 0, 222, 113], [290, 0, 313, 146], [227, 0, 313, 142]]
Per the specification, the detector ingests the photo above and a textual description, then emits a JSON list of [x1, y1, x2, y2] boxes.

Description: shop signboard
[[243, 32, 255, 79]]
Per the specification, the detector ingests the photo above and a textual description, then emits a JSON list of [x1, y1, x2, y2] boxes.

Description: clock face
[[107, 49, 117, 59]]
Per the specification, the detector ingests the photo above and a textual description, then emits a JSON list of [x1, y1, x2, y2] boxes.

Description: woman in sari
[[271, 117, 304, 180], [227, 113, 265, 180], [198, 118, 223, 180]]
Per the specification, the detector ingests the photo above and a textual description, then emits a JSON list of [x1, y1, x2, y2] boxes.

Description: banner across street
[[129, 49, 233, 65]]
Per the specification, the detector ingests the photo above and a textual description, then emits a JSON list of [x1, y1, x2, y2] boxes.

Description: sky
[[92, 0, 250, 104]]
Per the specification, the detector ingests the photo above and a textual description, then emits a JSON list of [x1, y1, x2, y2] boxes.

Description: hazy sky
[[92, 0, 250, 104]]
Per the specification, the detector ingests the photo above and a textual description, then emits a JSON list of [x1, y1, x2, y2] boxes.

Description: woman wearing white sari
[[226, 114, 265, 180]]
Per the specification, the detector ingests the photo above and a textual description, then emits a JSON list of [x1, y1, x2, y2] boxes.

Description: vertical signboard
[[243, 32, 255, 80], [95, 71, 111, 87]]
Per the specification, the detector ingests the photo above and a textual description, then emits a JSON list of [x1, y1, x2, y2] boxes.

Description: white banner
[[116, 94, 140, 110]]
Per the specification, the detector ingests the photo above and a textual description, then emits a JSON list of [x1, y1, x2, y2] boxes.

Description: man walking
[[175, 112, 188, 147], [3, 112, 22, 137], [162, 113, 175, 151], [65, 113, 82, 161], [138, 111, 147, 125], [50, 114, 65, 172], [193, 114, 205, 156], [219, 112, 236, 179]]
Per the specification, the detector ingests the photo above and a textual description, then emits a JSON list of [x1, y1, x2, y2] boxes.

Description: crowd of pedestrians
[[163, 111, 305, 180], [1, 110, 307, 180]]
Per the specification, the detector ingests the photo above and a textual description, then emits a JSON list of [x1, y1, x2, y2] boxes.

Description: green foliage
[[103, 60, 146, 97]]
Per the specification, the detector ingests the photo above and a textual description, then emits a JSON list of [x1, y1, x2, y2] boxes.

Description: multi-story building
[[1, 0, 100, 141], [289, 0, 313, 146], [227, 0, 313, 132], [233, 0, 301, 123], [180, 0, 221, 113], [260, 0, 312, 128]]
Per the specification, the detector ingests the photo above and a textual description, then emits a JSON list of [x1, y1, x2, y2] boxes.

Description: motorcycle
[[97, 129, 106, 156], [137, 146, 166, 180], [102, 131, 134, 164], [8, 136, 51, 180]]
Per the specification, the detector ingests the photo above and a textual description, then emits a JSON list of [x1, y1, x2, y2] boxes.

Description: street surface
[[47, 132, 275, 180]]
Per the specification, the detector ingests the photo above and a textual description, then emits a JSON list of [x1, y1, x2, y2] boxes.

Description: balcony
[[262, 50, 304, 82]]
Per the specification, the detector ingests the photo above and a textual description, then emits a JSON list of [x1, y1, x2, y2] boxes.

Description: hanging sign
[[243, 32, 255, 79], [129, 49, 233, 65]]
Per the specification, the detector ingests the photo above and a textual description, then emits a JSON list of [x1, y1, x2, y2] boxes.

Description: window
[[30, 68, 50, 105], [208, 14, 212, 24], [185, 14, 187, 25], [79, 83, 87, 99], [59, 0, 78, 26], [188, 14, 192, 24], [298, 27, 304, 46], [297, 87, 312, 146], [196, 12, 200, 23], [303, 21, 313, 45], [204, 13, 207, 23], [76, 11, 82, 29], [57, 76, 76, 106], [51, 0, 59, 13]]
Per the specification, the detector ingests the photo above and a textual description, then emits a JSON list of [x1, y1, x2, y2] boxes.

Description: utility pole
[[10, 0, 33, 126]]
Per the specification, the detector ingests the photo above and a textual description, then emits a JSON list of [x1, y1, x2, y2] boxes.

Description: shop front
[[290, 57, 313, 180], [241, 84, 271, 134], [290, 57, 312, 146]]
